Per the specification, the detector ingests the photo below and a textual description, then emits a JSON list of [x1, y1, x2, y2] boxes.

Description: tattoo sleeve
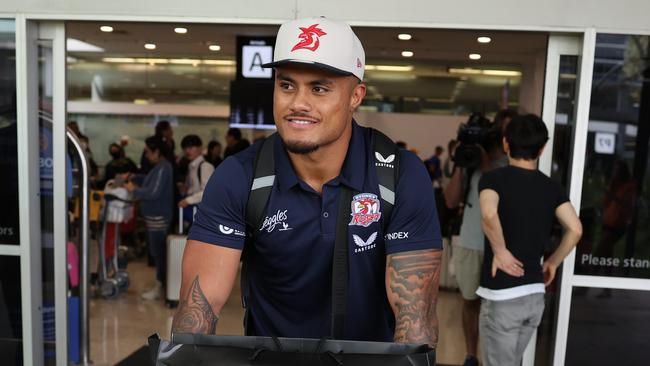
[[387, 249, 442, 347], [171, 276, 219, 334]]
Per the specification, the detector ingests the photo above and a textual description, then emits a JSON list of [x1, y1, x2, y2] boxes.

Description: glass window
[[0, 255, 23, 365], [575, 34, 650, 279], [0, 19, 19, 245], [566, 287, 650, 365]]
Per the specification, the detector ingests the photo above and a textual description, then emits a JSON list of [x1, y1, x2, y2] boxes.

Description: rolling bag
[[149, 333, 436, 366], [166, 207, 187, 308]]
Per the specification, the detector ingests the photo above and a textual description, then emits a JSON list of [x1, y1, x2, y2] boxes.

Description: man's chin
[[282, 139, 320, 155]]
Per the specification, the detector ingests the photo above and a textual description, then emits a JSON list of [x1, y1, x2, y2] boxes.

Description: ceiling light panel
[[398, 34, 412, 41]]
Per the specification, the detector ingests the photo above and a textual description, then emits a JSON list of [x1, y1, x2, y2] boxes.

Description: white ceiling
[[66, 21, 548, 111]]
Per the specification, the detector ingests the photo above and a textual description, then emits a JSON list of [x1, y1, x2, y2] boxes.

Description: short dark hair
[[145, 136, 165, 154], [207, 140, 221, 150], [155, 120, 171, 137], [181, 134, 203, 149], [435, 146, 444, 153], [227, 128, 242, 140], [505, 114, 549, 160]]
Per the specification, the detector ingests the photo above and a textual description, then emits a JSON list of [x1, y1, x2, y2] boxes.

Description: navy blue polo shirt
[[189, 121, 442, 341]]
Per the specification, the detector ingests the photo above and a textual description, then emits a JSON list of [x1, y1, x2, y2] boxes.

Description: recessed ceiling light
[[144, 43, 157, 50], [398, 34, 412, 41], [100, 26, 113, 33], [469, 53, 481, 60], [209, 44, 221, 51], [174, 27, 188, 34], [477, 36, 492, 44], [401, 51, 414, 57]]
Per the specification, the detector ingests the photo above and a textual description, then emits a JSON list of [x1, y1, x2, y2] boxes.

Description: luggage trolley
[[98, 180, 133, 299]]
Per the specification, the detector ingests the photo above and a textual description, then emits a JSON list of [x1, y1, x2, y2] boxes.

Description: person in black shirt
[[223, 127, 250, 158], [205, 140, 223, 167], [477, 114, 582, 366], [103, 143, 138, 188]]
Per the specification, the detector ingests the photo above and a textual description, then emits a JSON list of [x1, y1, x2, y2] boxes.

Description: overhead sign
[[594, 132, 615, 154], [242, 44, 273, 79], [236, 36, 275, 80]]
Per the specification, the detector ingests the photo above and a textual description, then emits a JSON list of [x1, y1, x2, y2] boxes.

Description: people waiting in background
[[103, 143, 138, 188], [395, 141, 407, 149], [125, 136, 174, 301], [443, 140, 458, 183], [78, 135, 100, 189], [178, 135, 215, 227], [141, 120, 176, 174], [205, 140, 223, 167], [426, 145, 445, 185], [223, 127, 250, 158]]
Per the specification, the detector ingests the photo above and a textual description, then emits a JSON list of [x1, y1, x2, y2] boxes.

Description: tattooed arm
[[386, 248, 442, 347], [171, 240, 241, 335]]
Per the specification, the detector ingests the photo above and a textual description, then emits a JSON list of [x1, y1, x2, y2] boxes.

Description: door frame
[[5, 13, 607, 366]]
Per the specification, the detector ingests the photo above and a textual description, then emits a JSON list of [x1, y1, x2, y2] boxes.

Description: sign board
[[594, 132, 615, 154]]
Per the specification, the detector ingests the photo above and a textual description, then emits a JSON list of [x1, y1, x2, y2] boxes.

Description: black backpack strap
[[242, 133, 278, 335], [331, 185, 353, 339], [370, 128, 400, 231]]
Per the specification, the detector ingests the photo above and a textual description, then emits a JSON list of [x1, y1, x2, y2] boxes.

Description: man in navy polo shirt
[[172, 17, 443, 347]]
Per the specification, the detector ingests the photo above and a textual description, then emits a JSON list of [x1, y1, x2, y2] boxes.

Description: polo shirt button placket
[[323, 212, 329, 218]]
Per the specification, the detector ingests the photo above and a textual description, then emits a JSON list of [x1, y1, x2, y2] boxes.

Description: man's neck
[[287, 125, 352, 194], [509, 157, 537, 170]]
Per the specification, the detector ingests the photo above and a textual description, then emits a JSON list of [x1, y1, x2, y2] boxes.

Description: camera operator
[[444, 111, 514, 366]]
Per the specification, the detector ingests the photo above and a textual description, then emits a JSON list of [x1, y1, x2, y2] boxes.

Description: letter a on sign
[[242, 45, 272, 78]]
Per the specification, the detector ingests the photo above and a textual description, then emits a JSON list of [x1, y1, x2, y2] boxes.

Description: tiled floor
[[90, 259, 466, 365]]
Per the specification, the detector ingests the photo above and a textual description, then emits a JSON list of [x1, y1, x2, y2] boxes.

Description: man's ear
[[350, 81, 366, 112]]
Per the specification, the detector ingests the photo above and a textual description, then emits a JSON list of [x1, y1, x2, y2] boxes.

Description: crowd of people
[[68, 121, 251, 300]]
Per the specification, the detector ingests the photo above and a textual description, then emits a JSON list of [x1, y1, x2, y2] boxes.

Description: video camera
[[453, 112, 499, 170]]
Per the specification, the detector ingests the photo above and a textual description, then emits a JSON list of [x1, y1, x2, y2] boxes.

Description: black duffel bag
[[149, 333, 436, 366]]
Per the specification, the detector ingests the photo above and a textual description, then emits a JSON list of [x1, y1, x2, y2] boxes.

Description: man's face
[[183, 146, 202, 160], [144, 146, 159, 164], [273, 64, 366, 155]]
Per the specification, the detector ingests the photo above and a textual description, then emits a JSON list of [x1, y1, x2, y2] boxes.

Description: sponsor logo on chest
[[375, 152, 395, 169], [261, 209, 293, 233], [353, 231, 377, 254]]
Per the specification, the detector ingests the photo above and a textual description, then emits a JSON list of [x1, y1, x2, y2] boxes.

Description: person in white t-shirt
[[178, 135, 214, 214]]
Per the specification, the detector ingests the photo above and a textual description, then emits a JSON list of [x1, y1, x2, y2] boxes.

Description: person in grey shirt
[[444, 114, 511, 366], [126, 136, 174, 300]]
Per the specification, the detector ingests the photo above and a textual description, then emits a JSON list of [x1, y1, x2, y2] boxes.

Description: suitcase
[[166, 208, 188, 308]]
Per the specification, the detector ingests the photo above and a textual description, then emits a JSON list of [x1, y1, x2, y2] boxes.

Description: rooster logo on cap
[[291, 24, 327, 52]]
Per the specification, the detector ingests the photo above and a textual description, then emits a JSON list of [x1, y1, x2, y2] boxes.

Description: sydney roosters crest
[[291, 24, 327, 52], [349, 193, 381, 227]]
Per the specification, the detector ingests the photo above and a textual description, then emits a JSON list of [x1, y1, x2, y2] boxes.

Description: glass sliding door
[[0, 18, 24, 366]]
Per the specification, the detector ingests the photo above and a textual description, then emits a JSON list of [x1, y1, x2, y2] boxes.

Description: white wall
[[1, 0, 650, 34], [354, 111, 466, 160]]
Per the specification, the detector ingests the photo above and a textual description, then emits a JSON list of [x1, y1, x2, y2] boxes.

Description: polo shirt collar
[[274, 120, 366, 193]]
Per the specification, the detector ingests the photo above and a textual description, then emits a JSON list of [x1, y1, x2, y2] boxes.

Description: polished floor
[[89, 259, 467, 366]]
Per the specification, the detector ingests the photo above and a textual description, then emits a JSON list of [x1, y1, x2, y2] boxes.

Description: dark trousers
[[145, 216, 170, 284]]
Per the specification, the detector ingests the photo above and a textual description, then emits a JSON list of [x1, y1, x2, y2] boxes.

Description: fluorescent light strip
[[365, 64, 414, 72], [102, 57, 235, 66], [448, 68, 521, 77]]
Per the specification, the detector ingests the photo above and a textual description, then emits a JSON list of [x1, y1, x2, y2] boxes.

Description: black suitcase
[[149, 333, 436, 366]]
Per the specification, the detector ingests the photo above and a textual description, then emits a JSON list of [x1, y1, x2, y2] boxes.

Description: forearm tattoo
[[171, 276, 219, 334], [388, 250, 442, 347]]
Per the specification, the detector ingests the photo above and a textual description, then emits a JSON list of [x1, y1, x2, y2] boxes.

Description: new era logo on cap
[[263, 17, 365, 81]]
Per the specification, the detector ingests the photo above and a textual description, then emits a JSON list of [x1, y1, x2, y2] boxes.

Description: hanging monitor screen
[[230, 36, 276, 129]]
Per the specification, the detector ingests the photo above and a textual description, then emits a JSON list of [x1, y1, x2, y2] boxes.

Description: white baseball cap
[[263, 17, 365, 81]]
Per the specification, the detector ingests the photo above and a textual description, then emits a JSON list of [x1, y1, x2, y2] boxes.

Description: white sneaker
[[141, 282, 162, 300]]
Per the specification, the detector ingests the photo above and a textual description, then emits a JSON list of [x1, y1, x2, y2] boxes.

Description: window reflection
[[575, 34, 650, 279]]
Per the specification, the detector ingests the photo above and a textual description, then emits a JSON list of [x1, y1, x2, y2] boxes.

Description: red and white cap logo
[[263, 17, 365, 81], [291, 24, 327, 52]]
